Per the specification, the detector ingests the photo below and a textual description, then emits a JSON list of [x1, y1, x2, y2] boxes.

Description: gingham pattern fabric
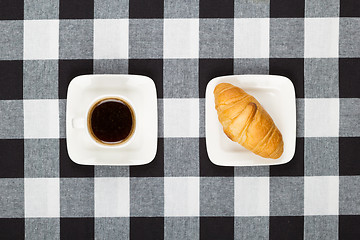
[[0, 0, 359, 239]]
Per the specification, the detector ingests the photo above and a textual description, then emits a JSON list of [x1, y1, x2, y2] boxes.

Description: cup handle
[[72, 118, 85, 129]]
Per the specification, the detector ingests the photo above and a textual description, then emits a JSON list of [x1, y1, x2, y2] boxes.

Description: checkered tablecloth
[[1, 0, 360, 239]]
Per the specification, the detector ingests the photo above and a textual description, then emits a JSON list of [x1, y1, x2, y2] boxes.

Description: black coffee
[[89, 98, 135, 144]]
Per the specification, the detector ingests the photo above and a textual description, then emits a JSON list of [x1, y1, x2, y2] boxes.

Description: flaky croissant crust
[[214, 83, 284, 159]]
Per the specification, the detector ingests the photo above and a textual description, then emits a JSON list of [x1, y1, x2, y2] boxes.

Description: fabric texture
[[0, 0, 359, 239]]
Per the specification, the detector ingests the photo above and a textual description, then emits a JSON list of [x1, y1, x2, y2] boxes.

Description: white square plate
[[66, 74, 158, 165], [205, 75, 296, 166]]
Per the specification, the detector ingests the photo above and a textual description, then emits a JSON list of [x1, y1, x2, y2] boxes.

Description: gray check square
[[25, 218, 60, 240], [164, 138, 199, 177], [270, 177, 304, 216], [25, 139, 59, 178], [304, 216, 338, 240], [60, 178, 94, 217], [235, 0, 269, 18], [163, 59, 199, 98], [164, 0, 199, 18], [296, 99, 304, 138], [304, 58, 339, 98], [158, 99, 164, 138], [0, 21, 23, 60], [305, 0, 339, 17], [95, 166, 129, 177], [129, 19, 163, 59], [94, 0, 128, 18], [270, 18, 304, 58], [234, 58, 269, 75], [24, 0, 59, 19], [340, 98, 360, 137], [234, 166, 269, 177], [23, 60, 58, 99], [340, 176, 360, 215], [199, 99, 205, 138], [164, 217, 199, 240], [0, 100, 24, 138], [93, 59, 128, 74], [130, 177, 164, 217], [305, 137, 338, 176], [234, 217, 269, 240], [0, 178, 24, 217], [95, 217, 129, 240], [59, 20, 93, 59], [340, 18, 360, 58], [200, 177, 234, 216], [59, 99, 66, 139], [200, 19, 234, 58]]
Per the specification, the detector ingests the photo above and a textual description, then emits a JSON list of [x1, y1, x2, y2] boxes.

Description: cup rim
[[86, 96, 136, 148]]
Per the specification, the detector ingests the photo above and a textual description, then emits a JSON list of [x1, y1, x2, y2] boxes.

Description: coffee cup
[[72, 96, 136, 147]]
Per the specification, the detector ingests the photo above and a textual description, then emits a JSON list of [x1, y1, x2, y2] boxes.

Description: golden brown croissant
[[214, 83, 283, 159]]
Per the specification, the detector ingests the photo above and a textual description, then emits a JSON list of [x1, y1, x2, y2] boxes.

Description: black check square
[[270, 0, 304, 18], [339, 215, 360, 240], [128, 59, 163, 98], [270, 138, 304, 177], [0, 61, 22, 100], [58, 60, 93, 99], [0, 139, 24, 178], [130, 138, 164, 177], [130, 217, 164, 240], [60, 218, 94, 240], [199, 59, 234, 98], [199, 138, 234, 177], [0, 218, 24, 239], [340, 0, 360, 17], [59, 0, 94, 19], [199, 0, 234, 18], [60, 139, 94, 178], [270, 216, 304, 240], [340, 137, 360, 176], [270, 58, 304, 98], [0, 0, 23, 20], [339, 58, 360, 98], [129, 0, 164, 18], [200, 217, 234, 240]]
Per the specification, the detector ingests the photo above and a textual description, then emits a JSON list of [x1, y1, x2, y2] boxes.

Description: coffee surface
[[90, 99, 133, 143]]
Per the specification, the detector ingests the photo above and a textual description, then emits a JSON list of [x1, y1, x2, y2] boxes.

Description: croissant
[[214, 83, 283, 159]]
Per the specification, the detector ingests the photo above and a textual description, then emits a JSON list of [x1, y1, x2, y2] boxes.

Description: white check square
[[25, 178, 59, 217], [305, 98, 339, 137], [164, 98, 199, 138], [234, 18, 269, 58], [305, 176, 339, 215], [95, 177, 129, 217], [234, 177, 269, 216], [305, 18, 339, 58], [24, 99, 59, 139], [164, 19, 199, 59], [164, 177, 199, 216], [94, 19, 129, 59], [24, 20, 59, 60]]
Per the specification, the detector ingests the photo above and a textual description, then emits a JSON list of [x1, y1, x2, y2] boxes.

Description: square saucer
[[66, 74, 158, 165], [205, 75, 296, 166]]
